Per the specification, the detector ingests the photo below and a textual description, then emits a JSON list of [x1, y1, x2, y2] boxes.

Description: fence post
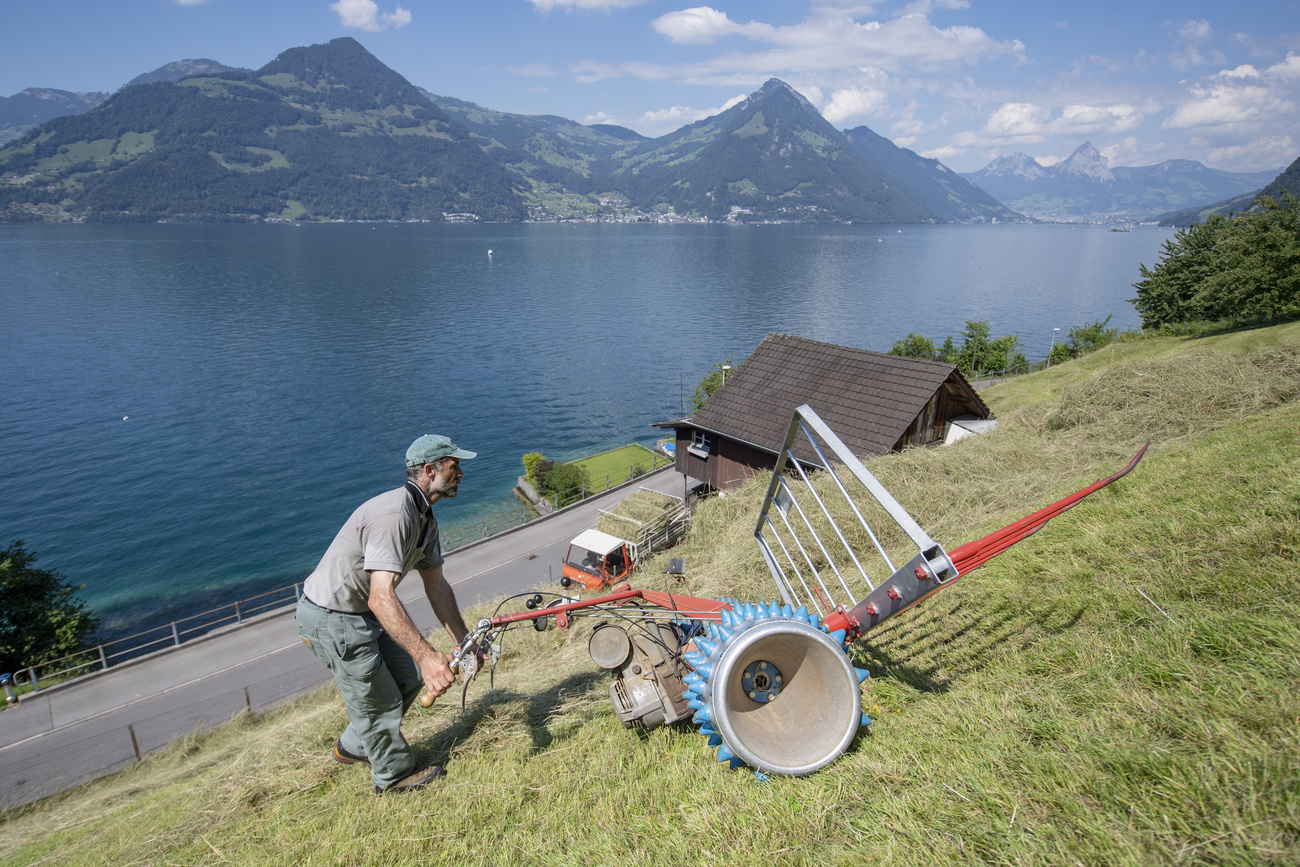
[[128, 724, 141, 762], [27, 667, 39, 693], [98, 645, 108, 671], [295, 582, 302, 601], [235, 600, 242, 625], [171, 622, 180, 647], [245, 686, 252, 715]]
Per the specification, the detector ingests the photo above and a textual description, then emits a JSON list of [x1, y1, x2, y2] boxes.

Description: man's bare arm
[[419, 564, 470, 647], [367, 570, 455, 698]]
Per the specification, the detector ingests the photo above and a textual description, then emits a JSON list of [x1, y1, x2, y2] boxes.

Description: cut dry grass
[[3, 324, 1298, 866]]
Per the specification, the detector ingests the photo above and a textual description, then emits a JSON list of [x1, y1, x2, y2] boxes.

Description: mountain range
[[0, 38, 1289, 224], [0, 88, 109, 145], [0, 38, 1019, 224], [961, 143, 1280, 223], [1156, 154, 1300, 225]]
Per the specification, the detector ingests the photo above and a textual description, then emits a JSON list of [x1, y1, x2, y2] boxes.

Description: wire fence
[[6, 504, 539, 696], [0, 660, 330, 810], [8, 458, 674, 701]]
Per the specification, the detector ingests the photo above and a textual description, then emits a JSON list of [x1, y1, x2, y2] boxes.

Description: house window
[[686, 431, 712, 459]]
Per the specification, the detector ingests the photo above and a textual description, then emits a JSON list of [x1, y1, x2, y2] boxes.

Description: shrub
[[544, 463, 591, 507], [521, 452, 547, 484]]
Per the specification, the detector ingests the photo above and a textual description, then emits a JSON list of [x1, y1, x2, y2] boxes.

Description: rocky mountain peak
[[983, 152, 1046, 181], [1058, 141, 1114, 183]]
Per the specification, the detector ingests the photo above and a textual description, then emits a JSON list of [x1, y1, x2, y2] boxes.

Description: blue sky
[[3, 0, 1298, 173]]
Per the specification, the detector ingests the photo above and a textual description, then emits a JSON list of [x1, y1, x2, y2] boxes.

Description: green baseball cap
[[405, 434, 476, 467]]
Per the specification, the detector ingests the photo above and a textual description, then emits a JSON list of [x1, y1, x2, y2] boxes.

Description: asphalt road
[[0, 468, 691, 808]]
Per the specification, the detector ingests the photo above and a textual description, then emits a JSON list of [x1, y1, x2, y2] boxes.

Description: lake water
[[1, 221, 1173, 633]]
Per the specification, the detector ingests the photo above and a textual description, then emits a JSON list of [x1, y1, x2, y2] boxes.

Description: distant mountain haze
[[962, 142, 1281, 223]]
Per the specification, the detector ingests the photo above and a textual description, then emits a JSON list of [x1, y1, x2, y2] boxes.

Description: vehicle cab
[[562, 529, 633, 591]]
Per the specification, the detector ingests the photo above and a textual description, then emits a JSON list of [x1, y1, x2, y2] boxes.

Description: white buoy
[[488, 249, 493, 256], [123, 416, 129, 421]]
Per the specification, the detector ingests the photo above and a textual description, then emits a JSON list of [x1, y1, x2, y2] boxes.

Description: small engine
[[587, 619, 694, 729]]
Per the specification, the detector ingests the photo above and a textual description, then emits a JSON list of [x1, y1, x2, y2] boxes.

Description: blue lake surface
[[0, 221, 1174, 632]]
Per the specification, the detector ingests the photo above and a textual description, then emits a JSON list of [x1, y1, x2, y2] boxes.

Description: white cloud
[[330, 0, 411, 32], [571, 60, 624, 84], [172, 0, 209, 6], [588, 93, 747, 137], [652, 7, 775, 44], [1202, 135, 1295, 170], [1163, 53, 1300, 131], [1177, 19, 1213, 44], [646, 6, 1021, 75], [901, 0, 971, 14], [821, 81, 890, 125], [508, 64, 558, 78], [528, 0, 653, 11]]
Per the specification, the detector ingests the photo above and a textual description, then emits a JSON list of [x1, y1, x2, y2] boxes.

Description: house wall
[[895, 383, 971, 448], [672, 427, 774, 490]]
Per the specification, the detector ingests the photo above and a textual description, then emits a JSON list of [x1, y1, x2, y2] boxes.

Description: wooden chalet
[[655, 333, 992, 490]]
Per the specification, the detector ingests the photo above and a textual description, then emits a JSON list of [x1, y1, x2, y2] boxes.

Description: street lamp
[[1048, 327, 1060, 366], [721, 364, 731, 383]]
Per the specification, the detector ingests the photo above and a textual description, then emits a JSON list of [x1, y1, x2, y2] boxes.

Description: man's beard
[[430, 478, 459, 498]]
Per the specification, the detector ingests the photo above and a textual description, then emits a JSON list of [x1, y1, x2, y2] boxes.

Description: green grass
[[569, 443, 664, 487], [3, 325, 1298, 865]]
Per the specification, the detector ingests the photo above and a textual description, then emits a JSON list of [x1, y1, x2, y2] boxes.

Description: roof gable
[[687, 333, 987, 459]]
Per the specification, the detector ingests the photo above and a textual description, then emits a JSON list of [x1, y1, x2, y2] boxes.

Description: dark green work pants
[[295, 596, 423, 789]]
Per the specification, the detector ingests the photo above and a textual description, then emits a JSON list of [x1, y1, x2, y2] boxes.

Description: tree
[[0, 541, 99, 674], [690, 356, 739, 413], [1130, 214, 1231, 327], [889, 333, 940, 360], [1196, 191, 1300, 325], [1048, 315, 1120, 365], [943, 319, 1027, 376]]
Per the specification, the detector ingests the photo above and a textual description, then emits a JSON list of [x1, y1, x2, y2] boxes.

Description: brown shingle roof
[[684, 333, 988, 461]]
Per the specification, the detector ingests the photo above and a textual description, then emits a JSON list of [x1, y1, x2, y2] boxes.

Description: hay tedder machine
[[441, 406, 1145, 778]]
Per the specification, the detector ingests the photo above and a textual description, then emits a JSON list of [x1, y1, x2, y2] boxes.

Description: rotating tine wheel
[[682, 600, 872, 777]]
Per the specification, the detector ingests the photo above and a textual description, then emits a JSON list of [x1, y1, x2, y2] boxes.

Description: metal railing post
[[99, 645, 108, 671], [27, 666, 39, 693], [235, 600, 242, 624], [172, 622, 180, 646]]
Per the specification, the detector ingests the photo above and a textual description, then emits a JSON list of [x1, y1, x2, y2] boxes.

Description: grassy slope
[[3, 325, 1298, 866]]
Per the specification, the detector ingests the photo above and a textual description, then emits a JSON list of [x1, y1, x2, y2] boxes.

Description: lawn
[[569, 443, 666, 489]]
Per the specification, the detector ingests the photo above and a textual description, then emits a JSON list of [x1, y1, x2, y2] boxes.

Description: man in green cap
[[296, 434, 480, 793]]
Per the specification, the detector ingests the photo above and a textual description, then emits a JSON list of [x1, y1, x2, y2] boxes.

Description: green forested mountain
[[430, 93, 646, 219], [602, 79, 932, 223], [0, 41, 1003, 224], [0, 38, 524, 222], [125, 59, 247, 87], [1157, 155, 1300, 226], [842, 125, 1019, 223], [0, 88, 108, 145]]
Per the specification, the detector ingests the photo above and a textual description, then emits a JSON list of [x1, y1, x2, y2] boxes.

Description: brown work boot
[[332, 739, 369, 764], [375, 764, 445, 794]]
